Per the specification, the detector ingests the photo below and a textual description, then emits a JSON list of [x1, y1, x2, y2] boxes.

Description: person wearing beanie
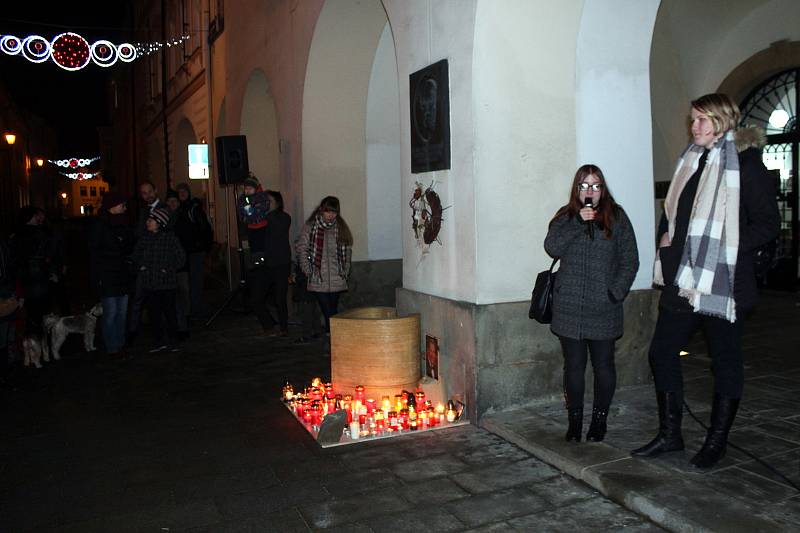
[[237, 175, 270, 254], [132, 207, 186, 353], [89, 192, 134, 357]]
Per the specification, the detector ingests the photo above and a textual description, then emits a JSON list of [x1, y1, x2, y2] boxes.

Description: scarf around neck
[[653, 130, 740, 322], [308, 215, 349, 282]]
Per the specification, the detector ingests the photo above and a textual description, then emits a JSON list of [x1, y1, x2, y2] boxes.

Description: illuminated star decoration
[[48, 157, 101, 168], [60, 171, 101, 181], [0, 32, 189, 70]]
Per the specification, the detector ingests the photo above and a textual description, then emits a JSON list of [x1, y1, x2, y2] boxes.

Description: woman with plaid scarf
[[296, 196, 353, 337], [631, 94, 780, 469]]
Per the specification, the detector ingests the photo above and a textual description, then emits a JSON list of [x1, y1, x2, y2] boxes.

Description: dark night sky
[[0, 2, 131, 154]]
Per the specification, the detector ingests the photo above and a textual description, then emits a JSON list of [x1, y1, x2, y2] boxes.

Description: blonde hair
[[691, 93, 741, 134]]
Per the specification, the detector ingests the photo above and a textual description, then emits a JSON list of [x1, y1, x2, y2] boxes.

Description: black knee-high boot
[[690, 394, 739, 469], [631, 391, 684, 457]]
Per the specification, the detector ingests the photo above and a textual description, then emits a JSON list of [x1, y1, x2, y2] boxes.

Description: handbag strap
[[548, 257, 559, 273]]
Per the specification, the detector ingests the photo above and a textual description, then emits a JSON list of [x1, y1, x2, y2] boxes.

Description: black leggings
[[649, 306, 744, 398], [312, 291, 340, 333], [559, 336, 616, 411]]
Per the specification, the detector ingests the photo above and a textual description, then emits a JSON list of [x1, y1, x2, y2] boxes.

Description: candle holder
[[366, 398, 376, 414], [354, 385, 365, 403], [282, 381, 294, 401]]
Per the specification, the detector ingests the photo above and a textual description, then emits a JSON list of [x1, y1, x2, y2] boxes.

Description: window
[[100, 187, 106, 195], [90, 186, 97, 197], [80, 186, 87, 197], [740, 68, 799, 285]]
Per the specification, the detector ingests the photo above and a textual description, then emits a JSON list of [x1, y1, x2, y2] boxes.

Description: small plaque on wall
[[425, 334, 439, 380], [410, 59, 451, 173]]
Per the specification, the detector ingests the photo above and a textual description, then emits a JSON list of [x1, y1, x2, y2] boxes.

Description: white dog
[[43, 303, 103, 360], [22, 336, 45, 368]]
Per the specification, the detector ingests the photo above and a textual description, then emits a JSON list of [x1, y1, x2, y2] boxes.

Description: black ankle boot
[[586, 408, 608, 442], [690, 394, 740, 470], [631, 391, 685, 457], [565, 408, 583, 442]]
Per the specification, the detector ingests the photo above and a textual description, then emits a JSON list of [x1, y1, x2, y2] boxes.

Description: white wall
[[576, 0, 661, 291], [472, 0, 585, 303], [385, 0, 480, 302], [302, 0, 388, 261], [366, 23, 403, 260], [240, 69, 280, 191]]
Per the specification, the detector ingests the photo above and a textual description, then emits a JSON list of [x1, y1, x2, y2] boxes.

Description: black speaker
[[215, 135, 249, 185]]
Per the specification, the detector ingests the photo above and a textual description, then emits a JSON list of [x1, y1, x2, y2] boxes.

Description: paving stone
[[392, 453, 471, 481], [451, 457, 560, 494], [395, 476, 470, 505], [452, 438, 531, 467], [365, 504, 466, 532], [444, 486, 549, 527], [461, 522, 517, 532], [180, 508, 312, 532], [215, 483, 329, 520], [321, 466, 403, 497], [298, 486, 410, 529], [507, 496, 663, 532], [526, 474, 598, 508]]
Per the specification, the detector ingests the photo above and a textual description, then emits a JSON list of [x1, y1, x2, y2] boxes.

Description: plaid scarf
[[653, 130, 740, 322], [308, 215, 349, 282]]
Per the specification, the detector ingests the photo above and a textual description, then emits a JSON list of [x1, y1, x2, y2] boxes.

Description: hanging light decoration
[[60, 171, 101, 181], [0, 31, 189, 70], [48, 157, 100, 168]]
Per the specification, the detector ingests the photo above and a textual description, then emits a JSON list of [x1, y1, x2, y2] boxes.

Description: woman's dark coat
[[544, 207, 639, 340], [88, 216, 135, 298]]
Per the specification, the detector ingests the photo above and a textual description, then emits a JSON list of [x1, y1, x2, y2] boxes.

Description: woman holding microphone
[[545, 164, 639, 442]]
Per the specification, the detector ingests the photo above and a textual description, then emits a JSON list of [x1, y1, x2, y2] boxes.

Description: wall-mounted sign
[[410, 59, 451, 173], [188, 144, 209, 180]]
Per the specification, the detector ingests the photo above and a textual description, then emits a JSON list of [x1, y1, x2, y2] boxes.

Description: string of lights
[[60, 171, 101, 181], [48, 157, 100, 168], [0, 31, 189, 70]]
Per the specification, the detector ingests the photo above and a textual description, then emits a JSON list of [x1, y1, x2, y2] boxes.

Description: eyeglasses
[[577, 183, 603, 192]]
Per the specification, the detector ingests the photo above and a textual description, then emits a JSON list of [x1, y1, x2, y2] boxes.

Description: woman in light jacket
[[296, 196, 353, 335], [544, 164, 639, 442]]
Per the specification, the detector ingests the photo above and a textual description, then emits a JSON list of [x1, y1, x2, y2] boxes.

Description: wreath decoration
[[409, 181, 447, 246]]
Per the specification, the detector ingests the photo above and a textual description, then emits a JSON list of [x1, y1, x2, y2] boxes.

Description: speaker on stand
[[206, 136, 250, 327]]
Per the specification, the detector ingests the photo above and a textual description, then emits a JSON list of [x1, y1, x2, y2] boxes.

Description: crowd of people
[[546, 93, 780, 470], [0, 171, 356, 382]]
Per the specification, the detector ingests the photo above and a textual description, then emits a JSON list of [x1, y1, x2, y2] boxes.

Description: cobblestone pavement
[[1, 302, 664, 532]]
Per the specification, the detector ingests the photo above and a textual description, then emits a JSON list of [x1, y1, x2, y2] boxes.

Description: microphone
[[584, 198, 594, 240]]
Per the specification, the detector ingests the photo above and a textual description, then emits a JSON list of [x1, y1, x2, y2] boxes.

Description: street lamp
[[60, 192, 68, 200], [4, 132, 16, 145], [36, 158, 45, 167]]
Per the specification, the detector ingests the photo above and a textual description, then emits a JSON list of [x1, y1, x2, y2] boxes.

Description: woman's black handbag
[[529, 258, 559, 323]]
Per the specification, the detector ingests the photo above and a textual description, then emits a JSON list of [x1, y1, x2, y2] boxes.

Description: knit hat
[[100, 191, 127, 212], [243, 175, 260, 189], [148, 207, 171, 229]]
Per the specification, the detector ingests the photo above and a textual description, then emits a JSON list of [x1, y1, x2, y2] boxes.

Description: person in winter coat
[[88, 192, 135, 357], [631, 94, 780, 469], [166, 189, 190, 336], [131, 208, 186, 353], [11, 206, 55, 336], [249, 190, 292, 336], [176, 182, 212, 319], [296, 196, 353, 335], [544, 164, 639, 443]]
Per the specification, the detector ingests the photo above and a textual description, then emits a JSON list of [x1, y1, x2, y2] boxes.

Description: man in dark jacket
[[129, 181, 163, 342], [11, 206, 54, 336], [176, 183, 212, 319], [89, 192, 134, 356]]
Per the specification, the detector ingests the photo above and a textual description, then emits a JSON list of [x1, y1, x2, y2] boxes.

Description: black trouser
[[649, 306, 745, 398], [312, 291, 340, 333], [249, 264, 290, 332], [24, 294, 51, 336], [559, 336, 616, 411], [144, 289, 178, 346]]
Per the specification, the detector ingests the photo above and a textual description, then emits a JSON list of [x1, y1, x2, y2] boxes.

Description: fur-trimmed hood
[[734, 125, 767, 152]]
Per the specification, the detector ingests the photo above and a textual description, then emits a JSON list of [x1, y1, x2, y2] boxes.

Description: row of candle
[[282, 379, 459, 438]]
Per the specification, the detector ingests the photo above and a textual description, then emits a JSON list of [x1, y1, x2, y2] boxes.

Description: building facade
[[111, 0, 800, 420]]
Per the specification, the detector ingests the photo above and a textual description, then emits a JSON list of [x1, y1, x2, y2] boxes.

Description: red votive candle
[[354, 385, 365, 403], [388, 411, 398, 430], [366, 398, 376, 414], [415, 391, 426, 406]]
